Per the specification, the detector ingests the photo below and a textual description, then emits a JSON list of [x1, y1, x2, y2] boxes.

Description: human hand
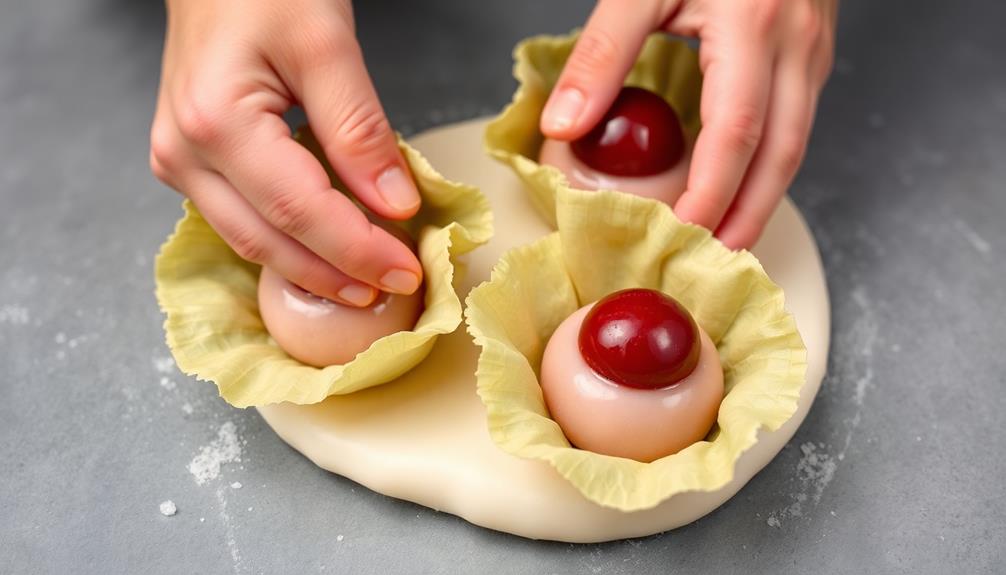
[[150, 0, 422, 306], [542, 0, 838, 249]]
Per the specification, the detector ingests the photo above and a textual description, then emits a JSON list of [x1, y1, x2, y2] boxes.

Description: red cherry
[[578, 288, 700, 390], [569, 87, 685, 177]]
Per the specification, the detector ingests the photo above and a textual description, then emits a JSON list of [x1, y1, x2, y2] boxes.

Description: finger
[[204, 113, 423, 295], [149, 105, 180, 188], [540, 0, 677, 139], [716, 61, 816, 250], [150, 97, 206, 191], [672, 28, 774, 232], [298, 41, 420, 221], [183, 168, 379, 306]]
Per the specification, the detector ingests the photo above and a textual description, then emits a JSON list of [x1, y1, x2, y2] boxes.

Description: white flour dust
[[215, 486, 246, 574], [188, 422, 243, 485], [159, 500, 177, 517], [153, 356, 176, 374], [796, 442, 838, 503], [0, 304, 30, 325], [953, 219, 992, 255], [768, 285, 878, 527]]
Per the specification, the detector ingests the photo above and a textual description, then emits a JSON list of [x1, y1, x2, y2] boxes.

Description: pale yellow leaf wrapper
[[155, 129, 493, 408], [465, 187, 807, 511], [484, 31, 703, 226]]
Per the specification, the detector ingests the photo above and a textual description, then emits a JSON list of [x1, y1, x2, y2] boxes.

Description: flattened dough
[[257, 119, 830, 543]]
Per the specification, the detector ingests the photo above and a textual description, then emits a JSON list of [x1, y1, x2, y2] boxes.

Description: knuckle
[[291, 258, 330, 293], [777, 136, 807, 176], [149, 121, 172, 159], [149, 122, 180, 178], [568, 28, 621, 77], [329, 212, 374, 271], [264, 192, 315, 238], [149, 153, 170, 184], [721, 108, 764, 153], [292, 21, 355, 71], [750, 0, 784, 36], [791, 3, 823, 48], [334, 237, 370, 273], [331, 100, 393, 156], [229, 226, 270, 264], [174, 87, 229, 145]]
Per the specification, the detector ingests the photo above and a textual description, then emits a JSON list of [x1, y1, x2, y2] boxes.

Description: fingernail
[[379, 268, 421, 294], [543, 87, 585, 132], [338, 284, 377, 307], [376, 165, 421, 212]]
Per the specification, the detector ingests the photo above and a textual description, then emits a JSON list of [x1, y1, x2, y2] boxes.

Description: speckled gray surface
[[1, 1, 1004, 573]]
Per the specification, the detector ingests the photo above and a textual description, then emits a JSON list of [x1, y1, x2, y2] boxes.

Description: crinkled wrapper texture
[[155, 128, 493, 408], [484, 31, 703, 227], [465, 187, 807, 511]]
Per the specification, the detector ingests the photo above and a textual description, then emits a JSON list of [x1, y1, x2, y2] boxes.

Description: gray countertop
[[2, 1, 1004, 573]]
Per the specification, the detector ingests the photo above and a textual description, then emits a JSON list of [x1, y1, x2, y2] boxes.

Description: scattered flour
[[230, 482, 242, 489], [52, 332, 96, 351], [159, 500, 177, 517], [953, 219, 992, 255], [159, 377, 177, 391], [181, 403, 194, 415], [188, 422, 242, 485], [153, 356, 176, 374], [0, 304, 30, 325], [215, 486, 246, 574], [768, 285, 878, 527], [336, 535, 344, 542], [796, 443, 838, 504]]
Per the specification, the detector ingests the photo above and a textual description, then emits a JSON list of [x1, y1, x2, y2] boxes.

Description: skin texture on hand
[[149, 0, 423, 306], [541, 0, 839, 250]]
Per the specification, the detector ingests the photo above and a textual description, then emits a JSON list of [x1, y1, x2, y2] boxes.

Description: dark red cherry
[[569, 87, 685, 177], [578, 288, 700, 390]]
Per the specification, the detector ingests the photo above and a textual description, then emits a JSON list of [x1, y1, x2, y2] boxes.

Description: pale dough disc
[[257, 119, 831, 543]]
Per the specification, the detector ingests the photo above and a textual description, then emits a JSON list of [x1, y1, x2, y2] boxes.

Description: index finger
[[540, 0, 670, 140], [208, 112, 423, 295]]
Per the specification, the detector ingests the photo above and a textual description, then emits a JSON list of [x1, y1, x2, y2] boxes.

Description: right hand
[[150, 0, 423, 307], [542, 0, 837, 250]]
